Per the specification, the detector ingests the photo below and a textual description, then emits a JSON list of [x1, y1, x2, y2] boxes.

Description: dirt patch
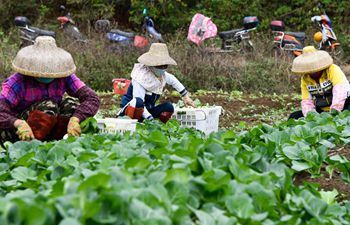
[[162, 93, 299, 128], [294, 147, 350, 201], [294, 170, 350, 201], [329, 146, 350, 160], [99, 92, 300, 128]]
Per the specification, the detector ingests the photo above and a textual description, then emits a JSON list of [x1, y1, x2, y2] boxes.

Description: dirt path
[[99, 91, 300, 128]]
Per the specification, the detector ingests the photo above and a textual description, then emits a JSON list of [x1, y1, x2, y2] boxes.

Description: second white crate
[[172, 106, 222, 135]]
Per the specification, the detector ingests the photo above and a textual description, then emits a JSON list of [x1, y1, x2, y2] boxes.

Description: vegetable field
[[1, 109, 350, 224]]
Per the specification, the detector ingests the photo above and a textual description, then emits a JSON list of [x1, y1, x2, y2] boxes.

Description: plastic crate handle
[[175, 109, 207, 122]]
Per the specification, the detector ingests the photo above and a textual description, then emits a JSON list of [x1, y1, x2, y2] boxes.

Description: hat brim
[[11, 36, 76, 78], [12, 63, 76, 78], [291, 50, 333, 74], [137, 52, 177, 66]]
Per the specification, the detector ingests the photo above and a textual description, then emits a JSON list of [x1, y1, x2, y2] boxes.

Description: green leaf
[[80, 117, 100, 134], [26, 205, 47, 225], [125, 156, 151, 171], [282, 145, 301, 160], [320, 189, 338, 205], [59, 218, 81, 225], [291, 161, 312, 171], [202, 169, 231, 192], [50, 166, 65, 180], [15, 152, 35, 166], [226, 193, 255, 219], [194, 210, 215, 225], [11, 166, 37, 182], [300, 190, 327, 219], [78, 173, 110, 191], [319, 140, 335, 148], [47, 146, 66, 164], [164, 169, 190, 184]]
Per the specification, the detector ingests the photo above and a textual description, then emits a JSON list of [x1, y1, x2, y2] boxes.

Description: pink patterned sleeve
[[330, 83, 349, 111], [65, 74, 86, 95], [301, 99, 316, 117]]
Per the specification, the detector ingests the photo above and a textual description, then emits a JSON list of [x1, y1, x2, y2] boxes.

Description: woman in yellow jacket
[[289, 46, 350, 119]]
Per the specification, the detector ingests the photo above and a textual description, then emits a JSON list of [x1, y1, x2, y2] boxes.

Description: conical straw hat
[[291, 46, 333, 74], [138, 43, 177, 66], [12, 36, 76, 78]]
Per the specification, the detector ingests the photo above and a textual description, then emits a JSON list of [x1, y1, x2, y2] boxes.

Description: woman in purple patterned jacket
[[0, 36, 100, 145]]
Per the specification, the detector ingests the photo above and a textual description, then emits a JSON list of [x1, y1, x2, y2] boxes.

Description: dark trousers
[[289, 97, 350, 120], [0, 98, 78, 145], [119, 97, 174, 120]]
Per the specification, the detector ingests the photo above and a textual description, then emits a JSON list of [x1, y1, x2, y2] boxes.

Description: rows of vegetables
[[1, 111, 350, 224]]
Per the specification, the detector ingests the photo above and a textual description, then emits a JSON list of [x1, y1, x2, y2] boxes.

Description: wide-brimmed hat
[[137, 43, 177, 66], [12, 36, 76, 78], [291, 46, 333, 74]]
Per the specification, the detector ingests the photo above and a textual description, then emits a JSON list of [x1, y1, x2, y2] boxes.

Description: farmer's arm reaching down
[[164, 73, 195, 107], [65, 74, 100, 122]]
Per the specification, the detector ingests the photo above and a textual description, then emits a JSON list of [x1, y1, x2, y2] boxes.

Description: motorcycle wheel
[[241, 40, 254, 54], [64, 25, 88, 43]]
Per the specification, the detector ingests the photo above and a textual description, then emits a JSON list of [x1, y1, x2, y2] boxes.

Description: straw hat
[[137, 43, 177, 66], [291, 46, 333, 74], [12, 36, 76, 78]]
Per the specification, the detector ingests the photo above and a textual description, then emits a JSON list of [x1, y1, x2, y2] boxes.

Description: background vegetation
[[0, 0, 349, 93]]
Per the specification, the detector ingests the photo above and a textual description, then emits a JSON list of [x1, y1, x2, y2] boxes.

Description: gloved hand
[[15, 120, 34, 141], [67, 117, 81, 136], [183, 94, 196, 108]]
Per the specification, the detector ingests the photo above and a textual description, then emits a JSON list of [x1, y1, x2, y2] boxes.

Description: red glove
[[27, 110, 57, 141], [51, 116, 70, 140]]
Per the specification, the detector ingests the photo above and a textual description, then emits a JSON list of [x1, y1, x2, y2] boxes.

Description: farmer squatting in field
[[119, 43, 196, 123], [289, 46, 350, 120], [0, 36, 100, 146]]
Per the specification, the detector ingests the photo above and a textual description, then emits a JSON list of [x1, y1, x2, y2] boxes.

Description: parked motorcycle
[[218, 16, 259, 53], [57, 5, 88, 43], [14, 16, 55, 48], [142, 8, 164, 43], [94, 19, 149, 49], [188, 14, 258, 53], [94, 7, 162, 48], [311, 4, 342, 58], [270, 20, 306, 57]]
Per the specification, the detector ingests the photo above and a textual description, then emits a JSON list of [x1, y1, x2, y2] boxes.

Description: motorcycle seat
[[110, 29, 135, 38], [30, 26, 55, 37], [218, 28, 244, 39], [284, 32, 306, 40]]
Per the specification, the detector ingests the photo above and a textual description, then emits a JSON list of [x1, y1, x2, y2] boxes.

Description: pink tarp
[[187, 13, 218, 45]]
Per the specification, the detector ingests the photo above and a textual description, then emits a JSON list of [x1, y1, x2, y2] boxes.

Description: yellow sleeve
[[301, 76, 311, 100], [327, 64, 347, 85]]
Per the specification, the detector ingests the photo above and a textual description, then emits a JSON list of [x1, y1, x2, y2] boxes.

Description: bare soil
[[162, 92, 299, 128], [99, 92, 300, 127], [294, 147, 350, 201]]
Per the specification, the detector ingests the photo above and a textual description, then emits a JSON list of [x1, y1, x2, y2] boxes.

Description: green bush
[[0, 29, 299, 94]]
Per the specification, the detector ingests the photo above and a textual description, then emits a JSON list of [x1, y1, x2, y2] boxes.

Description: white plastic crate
[[96, 118, 137, 133], [172, 106, 222, 135]]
